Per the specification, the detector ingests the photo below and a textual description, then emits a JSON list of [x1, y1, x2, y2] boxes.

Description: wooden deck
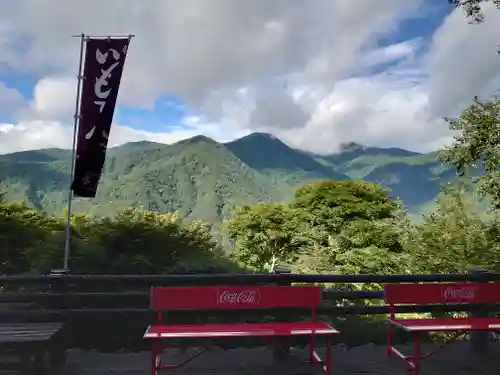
[[39, 342, 500, 375]]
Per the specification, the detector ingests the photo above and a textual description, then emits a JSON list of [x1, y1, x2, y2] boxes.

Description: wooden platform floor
[[23, 342, 500, 375]]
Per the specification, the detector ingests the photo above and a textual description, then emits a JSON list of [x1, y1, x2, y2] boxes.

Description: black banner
[[71, 38, 130, 197]]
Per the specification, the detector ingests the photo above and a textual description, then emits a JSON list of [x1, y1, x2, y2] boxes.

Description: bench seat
[[145, 321, 338, 339], [389, 317, 500, 332], [0, 323, 64, 344], [0, 322, 66, 375]]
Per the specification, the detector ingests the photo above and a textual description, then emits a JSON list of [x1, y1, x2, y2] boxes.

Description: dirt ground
[[41, 341, 500, 375]]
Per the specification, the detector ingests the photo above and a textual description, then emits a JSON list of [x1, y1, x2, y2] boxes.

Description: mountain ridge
[[0, 132, 460, 224]]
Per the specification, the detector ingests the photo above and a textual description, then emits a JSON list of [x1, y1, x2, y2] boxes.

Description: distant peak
[[179, 135, 216, 144], [124, 140, 163, 147], [341, 142, 364, 152], [250, 132, 278, 140], [232, 132, 284, 143]]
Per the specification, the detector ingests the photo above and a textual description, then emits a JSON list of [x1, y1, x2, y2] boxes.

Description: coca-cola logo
[[217, 289, 261, 305], [444, 286, 476, 300]]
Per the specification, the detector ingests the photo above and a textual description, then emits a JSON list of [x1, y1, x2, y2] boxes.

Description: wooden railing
[[0, 269, 497, 350], [0, 269, 497, 319]]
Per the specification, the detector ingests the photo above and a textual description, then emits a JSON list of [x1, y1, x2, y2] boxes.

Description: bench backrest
[[150, 285, 322, 311], [384, 282, 500, 305]]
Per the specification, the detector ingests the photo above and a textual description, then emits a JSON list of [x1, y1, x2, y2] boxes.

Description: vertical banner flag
[[71, 38, 130, 197]]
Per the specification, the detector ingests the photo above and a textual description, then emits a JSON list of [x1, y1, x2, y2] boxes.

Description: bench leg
[[309, 334, 316, 363], [412, 332, 421, 375], [19, 352, 31, 375], [32, 353, 46, 375], [49, 347, 68, 368], [151, 342, 161, 375], [387, 324, 392, 357], [19, 351, 46, 375], [309, 335, 332, 375], [325, 334, 332, 375], [272, 338, 290, 360]]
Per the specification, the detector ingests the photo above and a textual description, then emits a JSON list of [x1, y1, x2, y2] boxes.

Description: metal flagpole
[[63, 33, 86, 271]]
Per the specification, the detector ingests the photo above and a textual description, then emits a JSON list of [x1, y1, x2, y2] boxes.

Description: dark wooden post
[[273, 267, 291, 360], [468, 268, 490, 353], [48, 269, 70, 367]]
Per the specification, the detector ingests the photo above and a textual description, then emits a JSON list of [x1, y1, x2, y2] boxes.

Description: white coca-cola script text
[[218, 290, 260, 305], [443, 286, 476, 300]]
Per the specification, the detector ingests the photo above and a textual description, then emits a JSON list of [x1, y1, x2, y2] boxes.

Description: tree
[[402, 187, 496, 273], [450, 0, 500, 23], [226, 180, 409, 275], [225, 203, 305, 271], [439, 96, 500, 209], [291, 181, 408, 276], [291, 180, 400, 230], [0, 195, 235, 275], [66, 208, 230, 274], [0, 200, 64, 274]]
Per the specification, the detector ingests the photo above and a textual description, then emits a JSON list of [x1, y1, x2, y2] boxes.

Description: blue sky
[[0, 0, 453, 132], [372, 2, 452, 70], [115, 96, 190, 133]]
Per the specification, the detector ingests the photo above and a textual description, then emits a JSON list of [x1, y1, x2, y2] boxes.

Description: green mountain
[[0, 133, 462, 224], [314, 143, 457, 209]]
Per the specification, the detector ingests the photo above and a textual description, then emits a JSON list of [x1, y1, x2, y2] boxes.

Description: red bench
[[144, 285, 338, 374], [385, 282, 500, 375]]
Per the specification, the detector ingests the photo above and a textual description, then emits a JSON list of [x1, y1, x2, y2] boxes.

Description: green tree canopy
[[224, 203, 305, 271], [291, 180, 400, 230], [401, 187, 497, 273], [292, 181, 407, 275], [0, 198, 234, 275], [0, 199, 65, 274], [439, 96, 500, 209], [226, 180, 408, 275]]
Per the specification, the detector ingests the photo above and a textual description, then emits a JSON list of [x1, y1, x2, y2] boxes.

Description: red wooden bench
[[385, 282, 500, 375], [144, 285, 338, 374]]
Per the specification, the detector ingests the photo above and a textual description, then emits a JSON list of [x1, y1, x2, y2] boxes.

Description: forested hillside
[[0, 132, 463, 226]]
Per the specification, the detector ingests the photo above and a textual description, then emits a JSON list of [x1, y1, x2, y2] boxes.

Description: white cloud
[[0, 71, 246, 154], [31, 76, 76, 121], [0, 118, 246, 155], [360, 38, 423, 68], [242, 2, 500, 153], [1, 1, 500, 155], [425, 1, 500, 117], [281, 73, 451, 153], [0, 121, 71, 154], [0, 82, 25, 122], [0, 1, 419, 101]]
